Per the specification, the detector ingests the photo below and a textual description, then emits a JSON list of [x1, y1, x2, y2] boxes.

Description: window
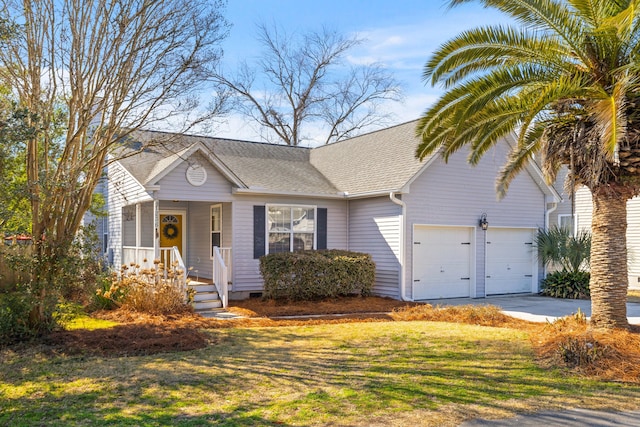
[[267, 205, 315, 254], [122, 205, 136, 247], [211, 204, 222, 258], [558, 214, 576, 234]]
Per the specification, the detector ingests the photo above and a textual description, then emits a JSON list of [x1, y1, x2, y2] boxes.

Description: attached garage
[[485, 228, 536, 295], [412, 225, 474, 299]]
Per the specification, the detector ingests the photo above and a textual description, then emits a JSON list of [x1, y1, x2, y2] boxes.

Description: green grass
[[2, 321, 640, 426], [61, 314, 120, 330]]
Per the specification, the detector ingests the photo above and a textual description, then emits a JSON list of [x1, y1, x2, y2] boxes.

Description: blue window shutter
[[254, 206, 266, 258], [317, 208, 327, 250]]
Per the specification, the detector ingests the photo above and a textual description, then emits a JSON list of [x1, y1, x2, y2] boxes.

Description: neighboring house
[[573, 186, 640, 289], [100, 120, 560, 301]]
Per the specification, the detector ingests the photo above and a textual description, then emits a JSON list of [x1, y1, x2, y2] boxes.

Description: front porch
[[120, 200, 233, 310]]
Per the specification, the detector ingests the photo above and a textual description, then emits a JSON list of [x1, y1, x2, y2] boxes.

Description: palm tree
[[417, 0, 640, 329]]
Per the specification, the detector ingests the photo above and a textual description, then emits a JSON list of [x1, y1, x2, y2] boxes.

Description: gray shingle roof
[[116, 121, 430, 196], [310, 120, 429, 195], [116, 130, 342, 195], [113, 121, 557, 200]]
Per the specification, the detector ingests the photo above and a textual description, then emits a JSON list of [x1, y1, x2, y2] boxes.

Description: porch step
[[189, 283, 216, 293], [188, 281, 224, 312], [193, 291, 219, 302], [194, 299, 223, 310]]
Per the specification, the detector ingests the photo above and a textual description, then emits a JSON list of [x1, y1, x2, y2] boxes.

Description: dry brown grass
[[531, 311, 640, 383], [389, 303, 533, 329]]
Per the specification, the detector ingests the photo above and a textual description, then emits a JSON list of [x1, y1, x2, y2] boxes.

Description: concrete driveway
[[423, 294, 640, 324]]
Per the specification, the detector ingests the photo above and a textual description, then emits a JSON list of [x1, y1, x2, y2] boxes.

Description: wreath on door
[[162, 223, 179, 240]]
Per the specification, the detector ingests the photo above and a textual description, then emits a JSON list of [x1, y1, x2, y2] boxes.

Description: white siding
[[106, 161, 153, 267], [155, 152, 233, 201], [574, 187, 593, 232], [403, 141, 547, 299], [348, 197, 401, 297], [628, 199, 640, 288], [575, 186, 640, 289], [231, 195, 348, 293]]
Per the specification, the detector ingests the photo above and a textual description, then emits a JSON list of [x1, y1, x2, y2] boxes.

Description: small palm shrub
[[536, 226, 591, 273], [95, 260, 191, 315], [537, 226, 591, 299]]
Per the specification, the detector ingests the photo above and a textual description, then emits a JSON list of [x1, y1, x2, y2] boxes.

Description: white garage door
[[485, 228, 535, 295], [413, 226, 473, 299]]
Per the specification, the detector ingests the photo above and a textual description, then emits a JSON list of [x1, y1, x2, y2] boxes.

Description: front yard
[[2, 306, 640, 426]]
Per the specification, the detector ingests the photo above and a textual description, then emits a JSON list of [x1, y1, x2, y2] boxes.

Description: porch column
[[153, 192, 160, 260], [135, 203, 141, 260]]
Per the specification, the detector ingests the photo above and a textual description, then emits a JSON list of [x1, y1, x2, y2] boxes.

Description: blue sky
[[213, 0, 508, 143]]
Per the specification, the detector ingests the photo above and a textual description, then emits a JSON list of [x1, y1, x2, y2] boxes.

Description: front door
[[159, 213, 185, 263]]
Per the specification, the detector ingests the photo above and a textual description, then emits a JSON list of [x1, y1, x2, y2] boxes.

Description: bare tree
[[215, 24, 402, 146], [0, 0, 229, 325]]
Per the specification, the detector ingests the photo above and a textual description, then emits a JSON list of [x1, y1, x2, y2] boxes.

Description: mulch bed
[[44, 323, 211, 357]]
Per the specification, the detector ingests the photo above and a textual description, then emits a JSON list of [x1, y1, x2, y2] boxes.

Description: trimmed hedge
[[260, 249, 375, 301], [541, 271, 590, 299]]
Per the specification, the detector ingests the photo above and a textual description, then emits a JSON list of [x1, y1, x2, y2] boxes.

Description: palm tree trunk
[[589, 187, 629, 329]]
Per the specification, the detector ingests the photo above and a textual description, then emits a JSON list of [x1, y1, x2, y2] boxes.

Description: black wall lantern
[[479, 213, 488, 230]]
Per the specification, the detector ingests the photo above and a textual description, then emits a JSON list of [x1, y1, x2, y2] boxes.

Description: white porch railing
[[161, 246, 188, 299], [122, 246, 155, 267], [213, 246, 231, 309]]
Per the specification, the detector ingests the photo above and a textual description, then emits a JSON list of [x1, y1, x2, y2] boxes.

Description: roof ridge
[[133, 128, 312, 151], [311, 118, 420, 151]]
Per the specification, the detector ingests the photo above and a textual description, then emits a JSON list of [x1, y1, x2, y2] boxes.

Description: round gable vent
[[186, 163, 207, 186]]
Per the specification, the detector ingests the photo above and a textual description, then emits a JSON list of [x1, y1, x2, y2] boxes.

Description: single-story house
[[98, 120, 561, 304]]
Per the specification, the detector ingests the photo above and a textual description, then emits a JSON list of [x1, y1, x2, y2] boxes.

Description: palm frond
[[449, 0, 590, 63], [590, 77, 629, 159], [567, 0, 604, 27], [425, 25, 572, 87], [600, 0, 639, 36], [418, 0, 640, 196]]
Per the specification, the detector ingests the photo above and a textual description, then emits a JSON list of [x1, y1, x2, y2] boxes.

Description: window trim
[[210, 204, 222, 259], [265, 204, 317, 254]]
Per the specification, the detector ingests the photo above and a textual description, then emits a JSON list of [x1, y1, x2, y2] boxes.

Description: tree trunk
[[589, 187, 630, 329]]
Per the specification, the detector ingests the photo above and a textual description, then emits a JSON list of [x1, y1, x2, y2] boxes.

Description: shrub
[[0, 291, 37, 345], [541, 271, 590, 299], [95, 260, 192, 315], [260, 249, 375, 301], [0, 287, 59, 345]]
